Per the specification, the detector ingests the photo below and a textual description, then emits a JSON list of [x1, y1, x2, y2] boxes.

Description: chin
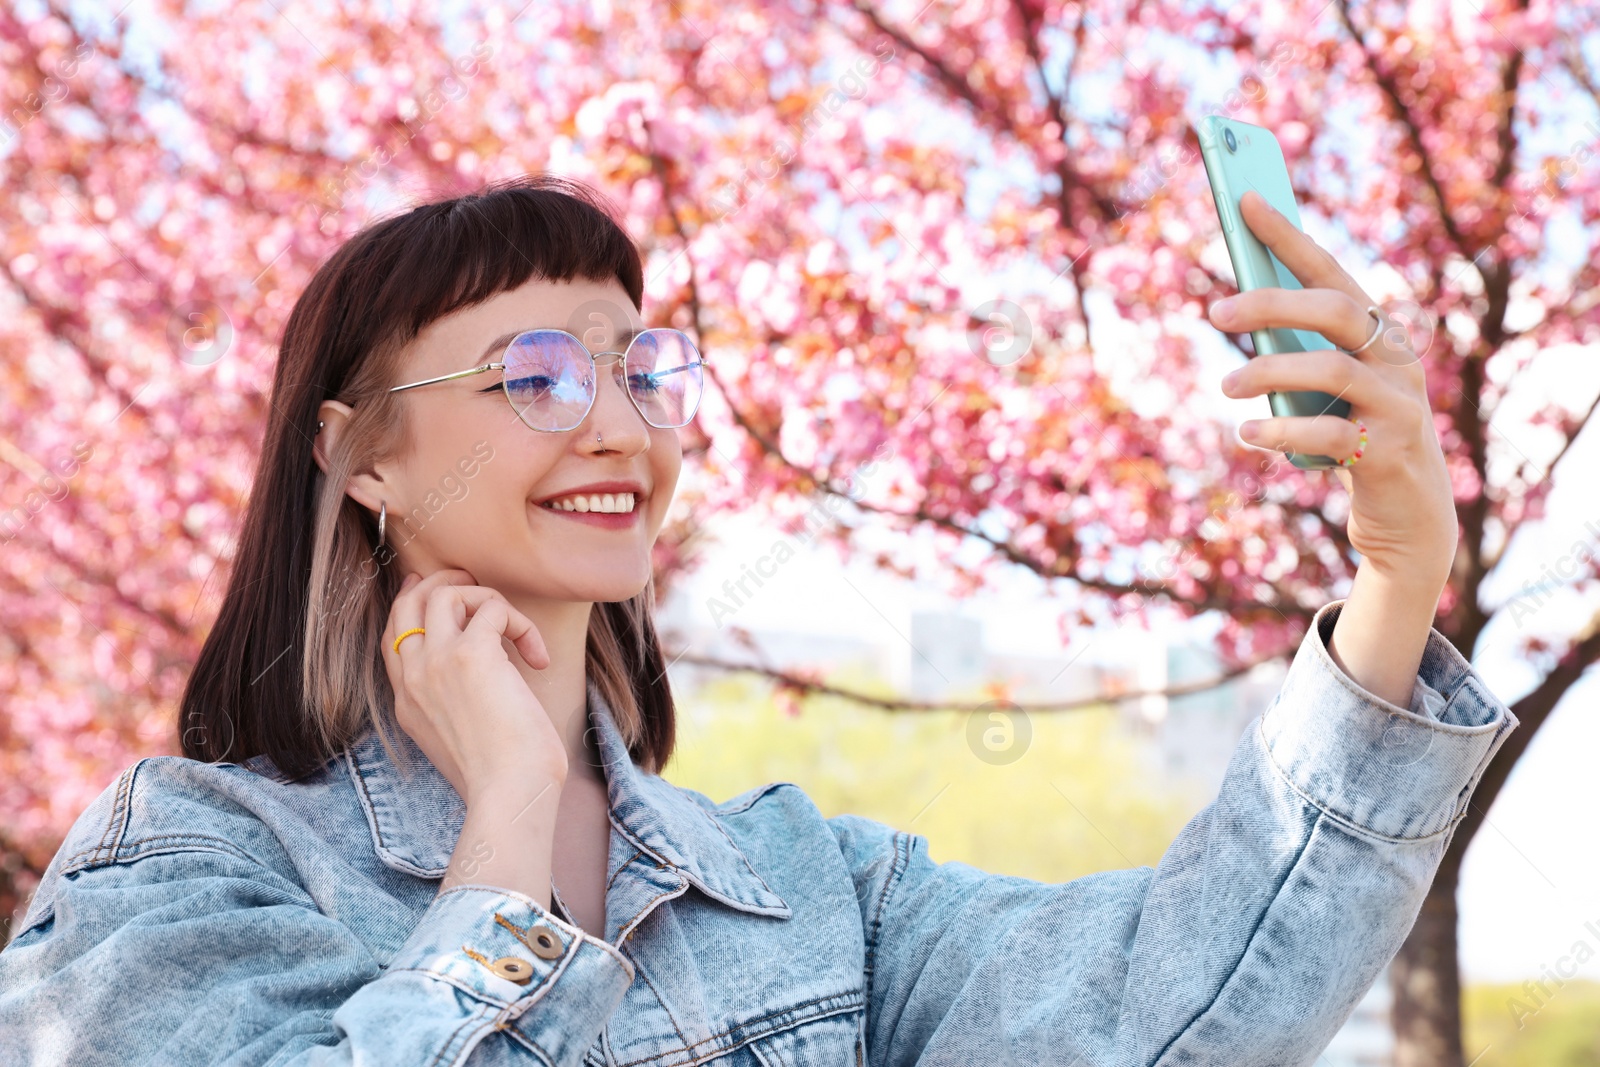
[[587, 582, 651, 604], [540, 567, 653, 604]]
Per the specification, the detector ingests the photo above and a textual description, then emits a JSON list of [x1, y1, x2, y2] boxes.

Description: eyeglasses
[[387, 327, 707, 432]]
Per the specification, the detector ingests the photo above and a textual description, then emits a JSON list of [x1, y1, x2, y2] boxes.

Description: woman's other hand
[[381, 568, 564, 804]]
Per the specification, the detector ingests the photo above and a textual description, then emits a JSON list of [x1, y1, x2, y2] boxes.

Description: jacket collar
[[343, 678, 790, 924]]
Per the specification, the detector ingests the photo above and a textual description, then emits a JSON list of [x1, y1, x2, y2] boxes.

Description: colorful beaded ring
[[1338, 418, 1368, 468]]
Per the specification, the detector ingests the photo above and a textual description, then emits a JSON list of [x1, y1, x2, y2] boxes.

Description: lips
[[540, 491, 636, 514], [530, 479, 647, 506], [530, 478, 648, 530], [531, 495, 641, 529]]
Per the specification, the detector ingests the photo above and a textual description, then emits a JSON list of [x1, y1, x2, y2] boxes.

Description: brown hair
[[179, 174, 677, 781]]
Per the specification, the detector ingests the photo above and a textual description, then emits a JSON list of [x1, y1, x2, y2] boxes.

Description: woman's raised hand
[[380, 568, 565, 807], [1207, 189, 1458, 593]]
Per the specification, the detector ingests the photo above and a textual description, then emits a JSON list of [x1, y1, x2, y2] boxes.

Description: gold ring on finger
[[1341, 305, 1384, 356], [394, 627, 426, 654]]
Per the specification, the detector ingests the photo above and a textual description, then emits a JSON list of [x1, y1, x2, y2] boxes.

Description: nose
[[582, 353, 649, 454]]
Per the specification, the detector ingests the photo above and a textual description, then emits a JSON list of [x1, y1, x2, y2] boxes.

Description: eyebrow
[[477, 325, 645, 366]]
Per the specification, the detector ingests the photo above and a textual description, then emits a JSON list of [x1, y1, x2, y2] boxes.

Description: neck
[[506, 597, 606, 785]]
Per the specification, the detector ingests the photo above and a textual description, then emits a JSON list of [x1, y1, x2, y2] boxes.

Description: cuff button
[[489, 957, 535, 984], [527, 924, 563, 959]]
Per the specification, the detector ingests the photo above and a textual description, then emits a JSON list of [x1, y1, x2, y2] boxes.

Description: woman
[[0, 174, 1515, 1066]]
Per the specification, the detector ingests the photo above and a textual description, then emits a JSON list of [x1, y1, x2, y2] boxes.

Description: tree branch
[[1484, 386, 1600, 574], [1334, 0, 1475, 262], [670, 648, 1287, 713], [1449, 607, 1600, 857]]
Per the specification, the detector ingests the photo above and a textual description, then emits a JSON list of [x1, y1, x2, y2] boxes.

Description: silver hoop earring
[[377, 501, 387, 550]]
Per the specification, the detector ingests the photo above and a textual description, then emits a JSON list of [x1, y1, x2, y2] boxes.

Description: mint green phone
[[1198, 115, 1350, 470]]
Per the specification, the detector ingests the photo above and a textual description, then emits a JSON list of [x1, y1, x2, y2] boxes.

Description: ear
[[314, 399, 388, 515], [312, 400, 351, 478]]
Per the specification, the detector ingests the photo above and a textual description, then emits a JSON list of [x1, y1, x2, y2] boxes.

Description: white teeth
[[540, 492, 636, 514]]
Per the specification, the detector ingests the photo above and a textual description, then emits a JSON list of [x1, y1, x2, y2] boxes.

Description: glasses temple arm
[[388, 363, 500, 394], [631, 359, 707, 382]]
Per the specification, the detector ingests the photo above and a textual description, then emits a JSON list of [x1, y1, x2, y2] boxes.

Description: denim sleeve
[[827, 598, 1517, 1067], [0, 850, 634, 1066]]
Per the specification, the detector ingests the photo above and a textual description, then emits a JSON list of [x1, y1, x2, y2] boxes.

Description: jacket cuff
[[385, 884, 634, 1058], [1259, 598, 1518, 842]]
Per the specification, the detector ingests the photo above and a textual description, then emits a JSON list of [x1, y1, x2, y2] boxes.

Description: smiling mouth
[[537, 491, 638, 514]]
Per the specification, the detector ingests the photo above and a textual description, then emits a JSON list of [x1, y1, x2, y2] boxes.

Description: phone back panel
[[1198, 115, 1351, 465]]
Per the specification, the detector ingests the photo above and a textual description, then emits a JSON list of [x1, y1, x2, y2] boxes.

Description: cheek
[[458, 437, 562, 515], [649, 432, 683, 525]]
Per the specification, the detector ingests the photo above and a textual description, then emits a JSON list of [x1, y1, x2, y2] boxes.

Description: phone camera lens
[[1223, 127, 1237, 153]]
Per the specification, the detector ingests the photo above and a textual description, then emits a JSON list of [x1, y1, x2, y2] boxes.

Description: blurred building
[[1322, 969, 1395, 1067], [908, 610, 985, 701]]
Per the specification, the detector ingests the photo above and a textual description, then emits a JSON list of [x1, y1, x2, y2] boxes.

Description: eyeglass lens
[[502, 329, 704, 431]]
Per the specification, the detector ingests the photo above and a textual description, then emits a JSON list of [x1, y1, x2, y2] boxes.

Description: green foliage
[[660, 668, 1208, 883], [1463, 980, 1600, 1066]]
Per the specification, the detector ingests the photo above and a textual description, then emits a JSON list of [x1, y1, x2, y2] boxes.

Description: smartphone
[[1198, 115, 1350, 470]]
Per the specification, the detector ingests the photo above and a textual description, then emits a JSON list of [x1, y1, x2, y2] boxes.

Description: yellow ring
[[393, 627, 426, 654]]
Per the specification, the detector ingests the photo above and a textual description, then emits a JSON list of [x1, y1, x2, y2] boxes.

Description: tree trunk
[[1388, 613, 1600, 1066], [1392, 852, 1464, 1067]]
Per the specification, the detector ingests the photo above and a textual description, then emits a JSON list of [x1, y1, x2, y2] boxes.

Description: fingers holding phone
[[1221, 191, 1425, 374], [1206, 191, 1432, 477]]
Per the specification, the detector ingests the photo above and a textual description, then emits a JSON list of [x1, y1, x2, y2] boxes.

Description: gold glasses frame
[[386, 326, 708, 432]]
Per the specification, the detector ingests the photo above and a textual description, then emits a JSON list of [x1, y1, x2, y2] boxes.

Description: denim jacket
[[0, 599, 1516, 1066]]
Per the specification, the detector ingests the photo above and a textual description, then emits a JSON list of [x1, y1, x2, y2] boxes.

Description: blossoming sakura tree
[[2, 2, 1596, 1062]]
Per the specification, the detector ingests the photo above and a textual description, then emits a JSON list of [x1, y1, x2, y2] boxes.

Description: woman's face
[[348, 275, 682, 603]]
